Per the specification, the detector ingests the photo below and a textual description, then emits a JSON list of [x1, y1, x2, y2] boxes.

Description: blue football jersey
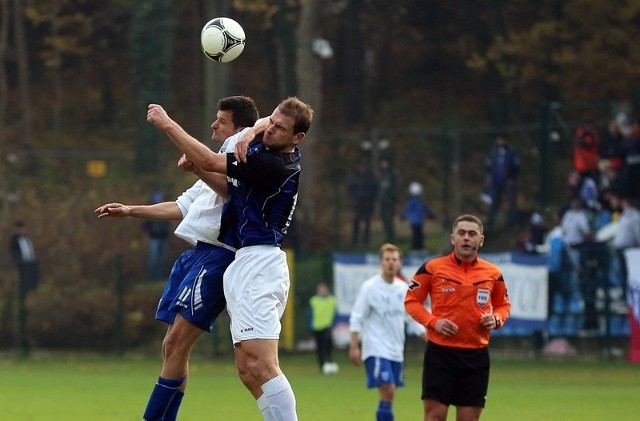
[[219, 141, 301, 248]]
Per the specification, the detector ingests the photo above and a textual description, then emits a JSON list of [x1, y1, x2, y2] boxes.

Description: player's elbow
[[199, 154, 226, 174]]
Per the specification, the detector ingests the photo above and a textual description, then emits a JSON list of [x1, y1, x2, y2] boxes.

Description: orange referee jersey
[[405, 252, 511, 349]]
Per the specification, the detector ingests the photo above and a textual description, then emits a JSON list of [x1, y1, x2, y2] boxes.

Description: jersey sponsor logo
[[440, 287, 455, 293], [477, 288, 490, 306], [240, 327, 254, 333]]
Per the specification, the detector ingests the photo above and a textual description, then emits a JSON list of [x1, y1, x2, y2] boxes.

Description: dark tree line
[[0, 0, 639, 350]]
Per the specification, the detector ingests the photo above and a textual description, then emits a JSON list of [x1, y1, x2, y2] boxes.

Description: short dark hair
[[218, 96, 259, 128], [452, 214, 484, 233]]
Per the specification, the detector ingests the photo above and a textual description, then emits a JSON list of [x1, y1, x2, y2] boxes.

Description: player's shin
[[142, 376, 185, 421]]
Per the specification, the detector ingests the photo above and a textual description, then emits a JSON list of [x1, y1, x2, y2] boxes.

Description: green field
[[2, 351, 639, 420]]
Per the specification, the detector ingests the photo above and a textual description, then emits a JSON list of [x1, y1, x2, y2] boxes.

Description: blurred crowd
[[518, 112, 640, 337]]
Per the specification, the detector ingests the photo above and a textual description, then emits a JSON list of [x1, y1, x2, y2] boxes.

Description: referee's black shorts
[[421, 341, 490, 407]]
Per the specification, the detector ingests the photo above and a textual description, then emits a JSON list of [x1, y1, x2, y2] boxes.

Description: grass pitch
[[1, 351, 639, 420]]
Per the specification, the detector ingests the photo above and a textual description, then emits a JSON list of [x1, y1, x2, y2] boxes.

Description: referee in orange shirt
[[405, 214, 511, 421]]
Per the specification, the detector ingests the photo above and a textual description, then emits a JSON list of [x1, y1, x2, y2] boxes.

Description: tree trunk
[[295, 0, 323, 250], [0, 0, 9, 136], [131, 0, 174, 176], [0, 0, 10, 219], [12, 0, 35, 150], [273, 0, 297, 98]]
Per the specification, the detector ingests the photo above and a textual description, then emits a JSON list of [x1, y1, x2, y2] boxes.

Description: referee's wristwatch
[[493, 315, 501, 329]]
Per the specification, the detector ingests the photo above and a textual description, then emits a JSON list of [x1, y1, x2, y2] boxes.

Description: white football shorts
[[224, 245, 290, 344]]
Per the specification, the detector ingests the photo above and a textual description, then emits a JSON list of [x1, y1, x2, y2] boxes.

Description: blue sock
[[376, 400, 393, 421], [162, 390, 184, 421], [143, 376, 185, 421]]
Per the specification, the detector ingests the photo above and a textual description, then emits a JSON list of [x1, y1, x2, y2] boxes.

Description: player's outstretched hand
[[94, 203, 130, 218], [178, 154, 198, 174]]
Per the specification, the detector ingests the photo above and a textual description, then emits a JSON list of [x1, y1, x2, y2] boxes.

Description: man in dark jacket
[[10, 220, 39, 353], [484, 133, 521, 230]]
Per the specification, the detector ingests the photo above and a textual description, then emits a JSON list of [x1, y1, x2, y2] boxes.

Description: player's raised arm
[[147, 104, 227, 174]]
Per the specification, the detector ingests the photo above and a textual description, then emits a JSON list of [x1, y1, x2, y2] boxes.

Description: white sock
[[256, 394, 274, 420], [260, 374, 298, 421]]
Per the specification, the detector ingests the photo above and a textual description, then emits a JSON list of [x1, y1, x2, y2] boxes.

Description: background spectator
[[401, 182, 436, 251], [142, 191, 172, 280], [561, 197, 599, 334], [9, 220, 39, 354], [572, 124, 600, 181], [484, 132, 521, 230], [377, 157, 398, 243], [517, 212, 548, 254], [619, 122, 640, 200], [545, 216, 575, 337], [599, 114, 629, 191], [309, 282, 339, 374], [348, 163, 379, 247], [612, 196, 640, 302]]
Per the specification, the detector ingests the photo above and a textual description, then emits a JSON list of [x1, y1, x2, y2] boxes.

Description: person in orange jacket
[[405, 214, 511, 421]]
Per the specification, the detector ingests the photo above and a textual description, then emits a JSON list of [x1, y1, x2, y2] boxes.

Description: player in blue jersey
[[96, 96, 258, 421], [148, 97, 314, 421]]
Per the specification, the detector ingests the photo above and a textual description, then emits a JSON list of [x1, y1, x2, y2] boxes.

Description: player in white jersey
[[349, 243, 427, 421], [95, 96, 258, 421]]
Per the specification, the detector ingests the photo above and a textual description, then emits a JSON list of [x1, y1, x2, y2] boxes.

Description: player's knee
[[246, 358, 280, 385], [162, 335, 190, 361], [244, 357, 264, 376], [237, 364, 262, 393], [379, 384, 396, 402]]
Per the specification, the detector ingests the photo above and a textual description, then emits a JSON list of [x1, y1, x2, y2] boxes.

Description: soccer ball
[[200, 17, 245, 63]]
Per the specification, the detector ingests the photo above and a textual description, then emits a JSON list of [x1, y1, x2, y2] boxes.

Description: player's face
[[211, 110, 241, 144], [451, 220, 484, 261], [380, 250, 402, 281], [263, 108, 305, 152]]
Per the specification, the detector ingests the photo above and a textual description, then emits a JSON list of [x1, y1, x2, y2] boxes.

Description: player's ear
[[293, 132, 305, 145]]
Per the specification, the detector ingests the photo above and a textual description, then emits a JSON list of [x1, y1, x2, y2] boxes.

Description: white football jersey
[[349, 274, 425, 362], [173, 128, 250, 247]]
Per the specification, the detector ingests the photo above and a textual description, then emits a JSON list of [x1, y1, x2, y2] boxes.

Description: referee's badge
[[477, 289, 490, 306]]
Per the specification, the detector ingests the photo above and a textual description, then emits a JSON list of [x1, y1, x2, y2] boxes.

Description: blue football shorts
[[364, 356, 405, 388], [155, 241, 235, 332]]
